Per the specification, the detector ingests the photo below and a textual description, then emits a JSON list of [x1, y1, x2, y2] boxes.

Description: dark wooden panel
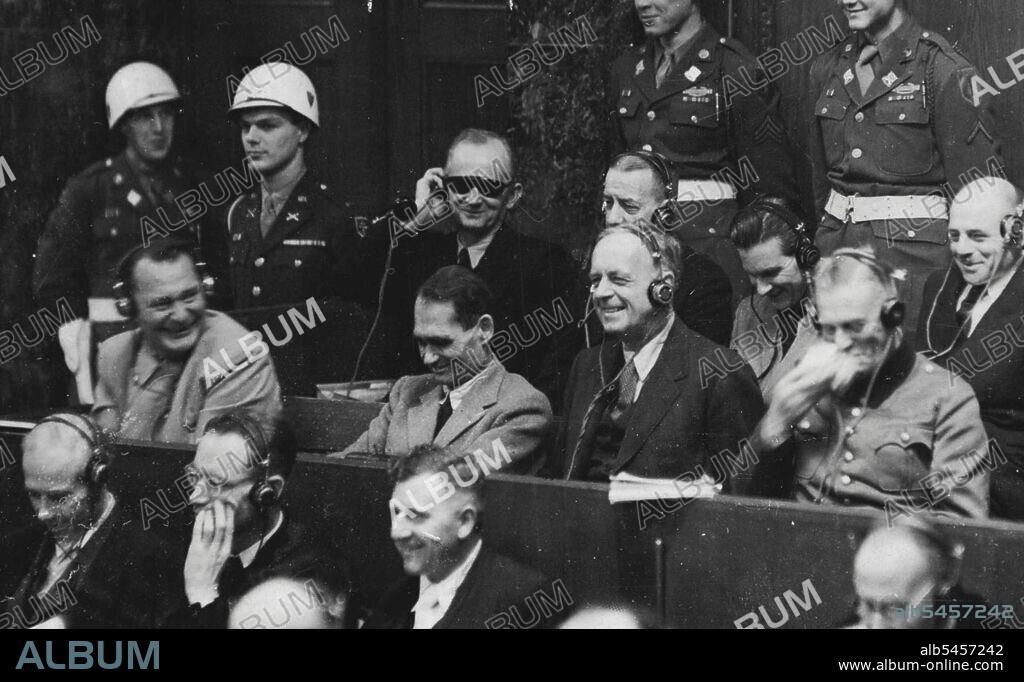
[[283, 395, 380, 452]]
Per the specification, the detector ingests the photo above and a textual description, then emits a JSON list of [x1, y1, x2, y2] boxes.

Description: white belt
[[676, 179, 736, 202], [88, 297, 128, 323], [825, 190, 949, 223]]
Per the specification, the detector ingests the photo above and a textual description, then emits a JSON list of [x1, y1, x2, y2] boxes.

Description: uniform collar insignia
[[635, 59, 645, 76], [298, 195, 308, 203], [684, 65, 702, 82], [126, 189, 142, 207], [286, 211, 300, 222], [882, 71, 898, 88], [843, 69, 854, 85]]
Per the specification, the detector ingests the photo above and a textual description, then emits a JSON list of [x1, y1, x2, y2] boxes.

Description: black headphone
[[827, 249, 906, 329], [612, 149, 676, 200], [634, 222, 675, 305], [205, 413, 278, 511], [747, 196, 821, 271], [36, 413, 112, 485], [112, 242, 216, 319], [1000, 202, 1024, 249]]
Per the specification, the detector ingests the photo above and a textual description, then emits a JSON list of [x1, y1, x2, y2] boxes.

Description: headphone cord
[[346, 231, 396, 398], [923, 252, 1003, 360]]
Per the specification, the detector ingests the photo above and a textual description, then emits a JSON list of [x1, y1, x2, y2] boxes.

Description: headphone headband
[[113, 241, 215, 318], [823, 249, 905, 329], [36, 413, 111, 485], [745, 196, 820, 271], [203, 413, 277, 510]]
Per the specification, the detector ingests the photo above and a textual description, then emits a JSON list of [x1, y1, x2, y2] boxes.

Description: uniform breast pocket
[[91, 210, 128, 242], [665, 96, 720, 155], [869, 425, 933, 492], [813, 91, 848, 168], [615, 92, 641, 121], [874, 100, 935, 176]]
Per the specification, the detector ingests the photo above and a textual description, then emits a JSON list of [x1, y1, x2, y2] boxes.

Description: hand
[[758, 343, 838, 444], [184, 500, 235, 606], [57, 319, 87, 372], [414, 167, 446, 210]]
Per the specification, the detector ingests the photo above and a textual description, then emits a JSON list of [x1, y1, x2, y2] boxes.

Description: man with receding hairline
[[229, 576, 348, 629], [919, 177, 1024, 520], [3, 413, 179, 628]]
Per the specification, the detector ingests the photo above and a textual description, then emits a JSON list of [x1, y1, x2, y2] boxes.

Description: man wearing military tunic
[[610, 0, 799, 310], [809, 0, 1003, 337]]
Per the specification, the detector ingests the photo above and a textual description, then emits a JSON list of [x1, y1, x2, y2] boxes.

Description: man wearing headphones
[[918, 177, 1024, 521], [91, 241, 282, 444], [166, 412, 342, 629], [752, 248, 990, 517], [33, 62, 212, 405], [551, 222, 764, 486], [3, 412, 179, 628], [844, 517, 984, 630], [600, 151, 733, 345], [729, 198, 821, 398], [225, 62, 367, 395]]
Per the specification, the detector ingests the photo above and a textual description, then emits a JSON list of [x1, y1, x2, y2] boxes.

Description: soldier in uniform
[[33, 62, 207, 404], [225, 62, 366, 395], [610, 0, 799, 310], [809, 0, 1003, 337]]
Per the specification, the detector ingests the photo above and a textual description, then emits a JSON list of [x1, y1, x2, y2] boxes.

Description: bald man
[[846, 519, 982, 630], [229, 576, 347, 629], [918, 178, 1024, 521], [2, 413, 179, 628]]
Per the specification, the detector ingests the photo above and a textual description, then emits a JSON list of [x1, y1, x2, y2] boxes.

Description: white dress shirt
[[412, 538, 483, 629], [624, 311, 675, 402], [444, 358, 498, 411], [956, 257, 1023, 337], [456, 227, 499, 269]]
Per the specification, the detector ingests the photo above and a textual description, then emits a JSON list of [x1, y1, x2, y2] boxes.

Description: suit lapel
[[611, 321, 689, 474], [435, 364, 502, 446], [408, 382, 443, 451]]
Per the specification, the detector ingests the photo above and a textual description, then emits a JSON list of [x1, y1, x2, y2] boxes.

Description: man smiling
[[553, 224, 764, 486], [92, 241, 282, 443]]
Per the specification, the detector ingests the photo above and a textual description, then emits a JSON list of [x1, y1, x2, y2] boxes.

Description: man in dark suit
[[919, 177, 1024, 521], [335, 266, 551, 473], [364, 444, 559, 629], [164, 412, 343, 628], [2, 412, 179, 628], [599, 150, 733, 345], [374, 129, 582, 410], [551, 223, 765, 488]]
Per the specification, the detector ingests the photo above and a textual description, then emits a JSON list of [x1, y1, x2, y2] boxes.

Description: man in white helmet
[[225, 62, 366, 395], [33, 62, 212, 405]]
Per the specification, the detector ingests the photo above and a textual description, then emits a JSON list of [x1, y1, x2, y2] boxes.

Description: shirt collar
[[446, 358, 497, 410], [261, 167, 306, 216], [626, 311, 675, 383], [978, 254, 1024, 303], [414, 538, 483, 616], [858, 15, 916, 65], [457, 225, 501, 269], [236, 509, 284, 568], [653, 21, 708, 69]]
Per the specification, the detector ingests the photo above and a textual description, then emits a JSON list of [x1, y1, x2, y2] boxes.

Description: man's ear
[[267, 474, 286, 501], [477, 313, 494, 342], [456, 504, 478, 540], [505, 182, 524, 210], [298, 119, 311, 145]]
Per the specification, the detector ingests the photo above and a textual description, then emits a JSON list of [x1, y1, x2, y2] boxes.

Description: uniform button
[[841, 475, 852, 485], [252, 286, 261, 297], [690, 115, 699, 124], [821, 107, 828, 115], [294, 259, 303, 267], [843, 451, 854, 462], [110, 228, 118, 237], [900, 432, 911, 443], [851, 148, 863, 159], [708, 227, 716, 234], [132, 374, 139, 385], [798, 419, 811, 430], [907, 230, 916, 238], [619, 107, 628, 115], [254, 257, 265, 267], [899, 113, 907, 121], [854, 112, 864, 123], [647, 111, 656, 120], [641, 144, 653, 152], [922, 32, 930, 38], [841, 498, 851, 506], [851, 407, 862, 417]]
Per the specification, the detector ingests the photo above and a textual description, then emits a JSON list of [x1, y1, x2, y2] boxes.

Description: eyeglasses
[[445, 176, 510, 199]]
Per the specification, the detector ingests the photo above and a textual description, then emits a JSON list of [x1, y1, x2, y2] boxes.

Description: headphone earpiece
[[217, 414, 277, 512], [748, 196, 820, 271], [649, 279, 675, 305], [37, 414, 112, 485], [881, 299, 905, 330], [1000, 205, 1024, 249], [112, 244, 215, 319]]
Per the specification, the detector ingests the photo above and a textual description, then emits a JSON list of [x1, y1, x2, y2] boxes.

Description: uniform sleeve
[[929, 379, 991, 519], [334, 378, 402, 457], [33, 175, 94, 318], [807, 57, 833, 215], [928, 44, 1003, 192], [197, 350, 283, 436], [723, 49, 800, 204], [459, 383, 553, 475], [704, 354, 766, 495]]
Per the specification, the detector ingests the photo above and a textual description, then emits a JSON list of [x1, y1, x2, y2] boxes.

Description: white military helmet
[[228, 62, 319, 128], [105, 62, 181, 129]]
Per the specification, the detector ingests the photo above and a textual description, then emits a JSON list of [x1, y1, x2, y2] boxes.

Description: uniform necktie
[[856, 43, 880, 96], [433, 393, 454, 439], [956, 284, 985, 331], [457, 247, 472, 270], [260, 193, 278, 237], [655, 51, 674, 89], [609, 359, 639, 426]]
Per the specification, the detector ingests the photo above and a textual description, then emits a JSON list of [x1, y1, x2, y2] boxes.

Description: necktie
[[433, 394, 453, 439], [260, 192, 278, 237], [218, 556, 246, 600], [956, 284, 985, 331], [609, 359, 639, 426], [457, 247, 472, 269], [655, 51, 673, 89], [856, 43, 880, 96]]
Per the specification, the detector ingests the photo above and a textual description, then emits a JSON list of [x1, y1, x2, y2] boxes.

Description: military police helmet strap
[[37, 414, 112, 485], [105, 62, 181, 129], [1000, 202, 1024, 249], [228, 62, 320, 128]]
